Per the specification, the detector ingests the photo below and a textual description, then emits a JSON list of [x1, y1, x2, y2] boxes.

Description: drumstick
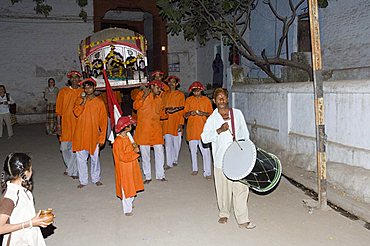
[[228, 129, 243, 150], [127, 132, 135, 143]]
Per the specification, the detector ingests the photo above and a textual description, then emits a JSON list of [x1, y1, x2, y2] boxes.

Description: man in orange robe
[[162, 76, 185, 169], [133, 80, 167, 183], [56, 70, 83, 179], [184, 81, 213, 178], [72, 78, 107, 188]]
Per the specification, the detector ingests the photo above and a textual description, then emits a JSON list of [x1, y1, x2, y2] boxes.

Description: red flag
[[103, 69, 122, 127]]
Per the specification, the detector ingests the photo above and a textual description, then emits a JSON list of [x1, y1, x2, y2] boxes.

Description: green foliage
[[79, 9, 88, 22], [34, 0, 52, 17], [77, 0, 88, 8], [10, 0, 22, 4], [9, 0, 88, 20], [318, 0, 329, 8]]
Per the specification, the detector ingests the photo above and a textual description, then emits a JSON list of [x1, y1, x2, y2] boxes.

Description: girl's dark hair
[[1, 153, 33, 192], [0, 85, 6, 93]]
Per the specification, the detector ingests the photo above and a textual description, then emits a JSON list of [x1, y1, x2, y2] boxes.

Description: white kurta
[[2, 182, 46, 246], [201, 108, 250, 168]]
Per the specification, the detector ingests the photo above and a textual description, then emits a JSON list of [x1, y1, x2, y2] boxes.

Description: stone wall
[[0, 0, 93, 123], [232, 79, 370, 220]]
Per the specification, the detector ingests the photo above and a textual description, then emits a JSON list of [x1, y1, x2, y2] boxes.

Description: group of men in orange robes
[[56, 69, 213, 188], [131, 70, 213, 183]]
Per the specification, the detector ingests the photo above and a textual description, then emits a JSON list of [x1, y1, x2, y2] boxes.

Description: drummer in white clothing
[[201, 88, 256, 229]]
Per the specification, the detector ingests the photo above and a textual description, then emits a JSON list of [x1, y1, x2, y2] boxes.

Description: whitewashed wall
[[233, 80, 370, 204], [167, 34, 197, 93], [0, 0, 93, 123]]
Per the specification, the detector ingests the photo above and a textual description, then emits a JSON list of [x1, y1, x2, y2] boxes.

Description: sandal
[[238, 222, 256, 229], [218, 217, 228, 224]]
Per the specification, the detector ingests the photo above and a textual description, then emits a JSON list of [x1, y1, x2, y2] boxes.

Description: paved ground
[[1, 123, 370, 246]]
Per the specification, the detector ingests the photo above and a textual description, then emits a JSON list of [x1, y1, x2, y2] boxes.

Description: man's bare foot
[[77, 184, 86, 189], [95, 181, 103, 186]]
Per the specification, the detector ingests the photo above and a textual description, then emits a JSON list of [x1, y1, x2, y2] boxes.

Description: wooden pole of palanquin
[[308, 0, 327, 209]]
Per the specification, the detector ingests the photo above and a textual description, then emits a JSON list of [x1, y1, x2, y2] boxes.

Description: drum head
[[222, 139, 257, 180]]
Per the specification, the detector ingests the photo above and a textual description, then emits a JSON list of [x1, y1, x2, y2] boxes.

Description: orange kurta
[[55, 87, 83, 142], [113, 135, 144, 199], [184, 95, 213, 141], [72, 96, 108, 154], [133, 90, 165, 145], [130, 88, 140, 121], [162, 90, 185, 136]]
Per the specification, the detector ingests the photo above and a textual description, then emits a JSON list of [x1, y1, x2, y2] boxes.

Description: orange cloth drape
[[161, 90, 185, 136], [184, 95, 213, 141], [72, 96, 108, 154], [133, 90, 165, 145], [113, 135, 144, 199], [55, 87, 84, 142]]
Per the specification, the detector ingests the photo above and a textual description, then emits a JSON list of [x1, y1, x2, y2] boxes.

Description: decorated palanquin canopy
[[79, 27, 148, 89]]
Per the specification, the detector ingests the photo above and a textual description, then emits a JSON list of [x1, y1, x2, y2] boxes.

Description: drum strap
[[230, 108, 236, 141]]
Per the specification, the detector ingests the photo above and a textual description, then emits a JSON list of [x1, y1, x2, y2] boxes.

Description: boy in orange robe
[[72, 78, 107, 188], [133, 80, 167, 183], [162, 76, 185, 169], [113, 115, 144, 216], [55, 70, 83, 179], [184, 81, 213, 178]]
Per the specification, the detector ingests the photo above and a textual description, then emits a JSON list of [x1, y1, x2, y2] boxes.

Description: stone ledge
[[283, 163, 370, 223]]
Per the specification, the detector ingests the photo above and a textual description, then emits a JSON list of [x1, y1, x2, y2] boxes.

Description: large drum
[[222, 139, 282, 193]]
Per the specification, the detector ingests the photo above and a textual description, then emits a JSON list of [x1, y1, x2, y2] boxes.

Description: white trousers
[[164, 132, 182, 167], [214, 167, 250, 224], [76, 145, 101, 185], [0, 113, 13, 138], [60, 141, 78, 176], [140, 145, 165, 180], [121, 188, 134, 214], [189, 140, 212, 176]]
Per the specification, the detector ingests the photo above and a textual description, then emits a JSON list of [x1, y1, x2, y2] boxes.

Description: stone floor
[[0, 123, 370, 246]]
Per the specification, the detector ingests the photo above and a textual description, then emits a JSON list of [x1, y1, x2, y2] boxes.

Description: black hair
[[0, 85, 6, 93], [1, 153, 33, 192], [189, 88, 205, 97], [47, 78, 55, 86], [82, 81, 95, 87]]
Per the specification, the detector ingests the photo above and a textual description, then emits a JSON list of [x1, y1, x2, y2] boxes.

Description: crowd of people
[[0, 68, 255, 244]]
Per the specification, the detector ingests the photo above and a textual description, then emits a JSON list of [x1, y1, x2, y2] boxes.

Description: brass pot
[[40, 208, 54, 224]]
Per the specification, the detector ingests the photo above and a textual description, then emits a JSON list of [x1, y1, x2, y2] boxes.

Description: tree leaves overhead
[[157, 0, 322, 82]]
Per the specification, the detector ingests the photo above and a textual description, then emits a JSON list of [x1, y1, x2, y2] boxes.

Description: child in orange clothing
[[113, 116, 144, 216]]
